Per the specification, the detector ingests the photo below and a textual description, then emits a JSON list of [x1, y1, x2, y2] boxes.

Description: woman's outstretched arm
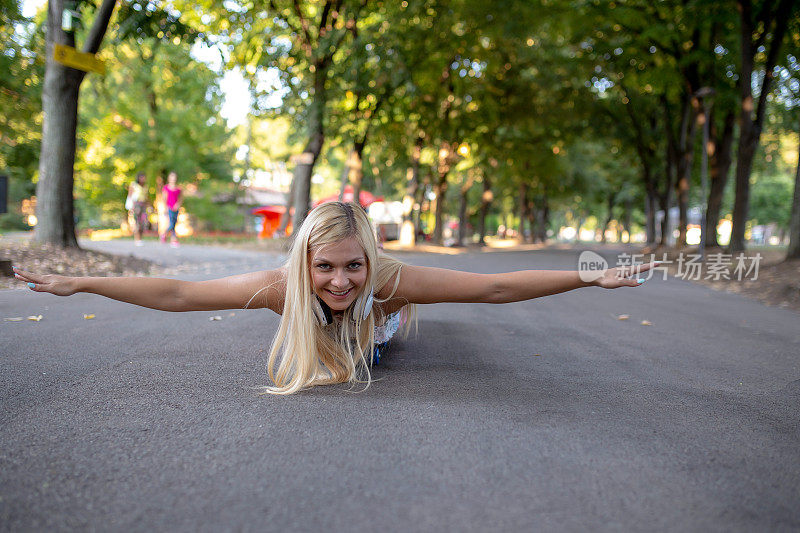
[[386, 262, 657, 305], [12, 266, 285, 313]]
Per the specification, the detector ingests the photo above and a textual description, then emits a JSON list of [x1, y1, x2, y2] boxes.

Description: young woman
[[160, 171, 182, 248], [12, 202, 655, 395], [127, 172, 149, 246]]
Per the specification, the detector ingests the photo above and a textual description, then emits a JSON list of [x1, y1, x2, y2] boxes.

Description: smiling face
[[309, 236, 368, 312]]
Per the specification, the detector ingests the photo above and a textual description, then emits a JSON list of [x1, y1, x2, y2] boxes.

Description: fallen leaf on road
[[617, 314, 630, 321], [83, 314, 95, 319], [228, 312, 236, 317], [27, 315, 43, 321], [641, 320, 652, 326], [4, 317, 24, 321], [209, 316, 222, 321], [532, 354, 541, 357]]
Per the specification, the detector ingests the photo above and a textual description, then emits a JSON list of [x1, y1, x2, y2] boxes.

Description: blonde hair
[[262, 202, 412, 395]]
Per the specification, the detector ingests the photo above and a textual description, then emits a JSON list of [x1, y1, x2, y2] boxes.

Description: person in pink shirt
[[160, 171, 182, 247]]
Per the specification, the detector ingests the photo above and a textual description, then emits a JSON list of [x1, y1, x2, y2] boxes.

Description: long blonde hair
[[262, 202, 411, 395]]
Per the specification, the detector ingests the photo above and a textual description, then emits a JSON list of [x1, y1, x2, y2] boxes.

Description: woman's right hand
[[13, 267, 78, 296]]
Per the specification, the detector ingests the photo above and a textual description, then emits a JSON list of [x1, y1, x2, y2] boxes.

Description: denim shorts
[[167, 209, 179, 231]]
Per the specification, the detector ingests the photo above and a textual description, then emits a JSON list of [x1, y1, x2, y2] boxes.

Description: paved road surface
[[78, 238, 287, 277], [2, 241, 799, 532]]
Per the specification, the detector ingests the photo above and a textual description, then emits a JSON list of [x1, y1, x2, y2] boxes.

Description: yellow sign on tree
[[53, 43, 106, 75]]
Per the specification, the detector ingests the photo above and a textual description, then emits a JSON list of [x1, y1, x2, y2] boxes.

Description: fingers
[[12, 267, 35, 283], [638, 261, 658, 273], [614, 277, 643, 288], [616, 261, 659, 279], [12, 267, 49, 290], [612, 278, 642, 289]]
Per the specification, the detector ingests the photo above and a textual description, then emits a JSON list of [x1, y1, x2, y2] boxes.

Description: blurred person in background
[[160, 171, 182, 248], [127, 172, 148, 246]]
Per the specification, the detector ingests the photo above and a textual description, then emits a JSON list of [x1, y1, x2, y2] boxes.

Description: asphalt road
[[2, 241, 799, 532]]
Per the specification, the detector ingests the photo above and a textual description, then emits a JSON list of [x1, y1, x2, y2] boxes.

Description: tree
[[578, 0, 742, 248], [223, 0, 361, 229], [729, 0, 796, 252], [35, 0, 117, 246], [764, 37, 800, 258], [327, 2, 410, 204]]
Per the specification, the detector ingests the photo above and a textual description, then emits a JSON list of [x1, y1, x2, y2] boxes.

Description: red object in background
[[251, 205, 293, 239], [253, 187, 381, 238], [313, 186, 383, 208]]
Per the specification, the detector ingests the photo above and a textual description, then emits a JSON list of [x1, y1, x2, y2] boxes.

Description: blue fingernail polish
[[637, 278, 645, 284], [27, 282, 35, 288]]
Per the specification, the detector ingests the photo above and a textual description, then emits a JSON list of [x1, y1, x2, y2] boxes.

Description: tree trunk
[[536, 196, 549, 243], [457, 185, 469, 247], [787, 135, 800, 259], [349, 139, 366, 205], [527, 198, 538, 243], [431, 177, 448, 244], [477, 173, 492, 245], [658, 194, 671, 247], [35, 0, 117, 246], [414, 170, 429, 240], [457, 169, 476, 246], [623, 196, 632, 243], [36, 65, 81, 247], [575, 215, 584, 242], [659, 97, 678, 247], [676, 95, 700, 246], [400, 135, 422, 245], [730, 128, 757, 253], [291, 65, 327, 229], [430, 59, 457, 245], [432, 142, 453, 245], [278, 175, 296, 234], [338, 151, 349, 201], [729, 1, 757, 253], [517, 181, 529, 243], [625, 97, 658, 245], [241, 118, 254, 233], [643, 156, 658, 245], [367, 151, 380, 195], [705, 110, 735, 248], [601, 191, 615, 243]]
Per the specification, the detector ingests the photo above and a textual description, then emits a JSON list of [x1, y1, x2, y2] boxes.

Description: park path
[[78, 237, 287, 278], [2, 242, 799, 532]]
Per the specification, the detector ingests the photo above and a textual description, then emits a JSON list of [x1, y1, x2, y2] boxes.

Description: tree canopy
[[2, 0, 799, 253]]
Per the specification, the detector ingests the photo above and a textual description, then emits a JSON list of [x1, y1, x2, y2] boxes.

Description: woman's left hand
[[593, 262, 659, 289]]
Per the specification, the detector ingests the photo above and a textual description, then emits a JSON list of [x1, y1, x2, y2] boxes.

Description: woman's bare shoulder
[[375, 259, 409, 315], [226, 267, 286, 313], [261, 267, 287, 314]]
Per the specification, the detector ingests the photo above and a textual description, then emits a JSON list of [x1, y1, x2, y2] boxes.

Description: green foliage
[[75, 29, 235, 228], [0, 1, 44, 229], [749, 172, 795, 228], [183, 181, 246, 232], [3, 0, 798, 238]]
